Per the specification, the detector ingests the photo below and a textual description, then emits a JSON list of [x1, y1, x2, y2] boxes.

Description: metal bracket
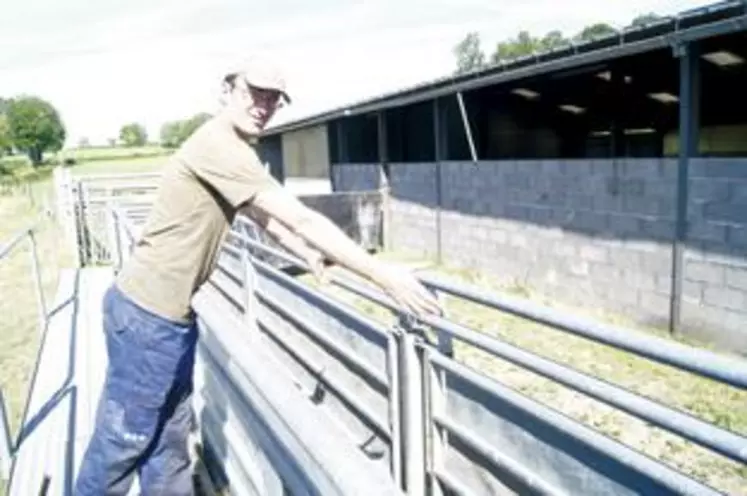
[[671, 39, 688, 58], [456, 92, 478, 164]]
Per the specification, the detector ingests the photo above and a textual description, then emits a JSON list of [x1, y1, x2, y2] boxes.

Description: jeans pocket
[[100, 397, 158, 453]]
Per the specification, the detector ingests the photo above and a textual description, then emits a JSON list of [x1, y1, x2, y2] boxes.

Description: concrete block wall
[[682, 158, 747, 349], [331, 164, 380, 192], [333, 159, 747, 351]]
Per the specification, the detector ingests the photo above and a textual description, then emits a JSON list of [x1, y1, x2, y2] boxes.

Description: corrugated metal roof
[[263, 0, 747, 136]]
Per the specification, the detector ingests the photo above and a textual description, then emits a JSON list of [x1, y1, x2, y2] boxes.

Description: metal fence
[[0, 218, 52, 481], [86, 174, 747, 494], [54, 169, 160, 267], [227, 226, 747, 496]]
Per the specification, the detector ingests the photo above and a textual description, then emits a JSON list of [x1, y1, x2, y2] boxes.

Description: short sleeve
[[182, 123, 282, 208]]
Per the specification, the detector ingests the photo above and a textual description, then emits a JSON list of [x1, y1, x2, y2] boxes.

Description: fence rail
[[0, 218, 53, 480], [53, 171, 747, 495]]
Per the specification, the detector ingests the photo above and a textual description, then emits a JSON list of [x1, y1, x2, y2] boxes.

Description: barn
[[260, 1, 747, 351]]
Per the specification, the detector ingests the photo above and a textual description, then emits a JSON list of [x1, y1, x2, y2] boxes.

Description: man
[[74, 57, 442, 495]]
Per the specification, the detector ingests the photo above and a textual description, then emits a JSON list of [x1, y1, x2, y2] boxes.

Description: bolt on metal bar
[[428, 353, 723, 496], [431, 413, 563, 496], [420, 274, 747, 390], [256, 313, 391, 441]]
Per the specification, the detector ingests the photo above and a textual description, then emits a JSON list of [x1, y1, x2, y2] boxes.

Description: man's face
[[226, 76, 284, 135]]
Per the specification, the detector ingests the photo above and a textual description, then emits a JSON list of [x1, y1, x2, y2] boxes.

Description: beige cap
[[227, 55, 291, 103]]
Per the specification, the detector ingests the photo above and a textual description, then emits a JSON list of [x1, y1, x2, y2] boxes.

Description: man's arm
[[244, 205, 328, 282], [245, 205, 319, 261], [250, 188, 442, 317]]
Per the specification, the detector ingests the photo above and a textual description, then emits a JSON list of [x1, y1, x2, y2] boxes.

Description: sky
[[0, 0, 712, 147]]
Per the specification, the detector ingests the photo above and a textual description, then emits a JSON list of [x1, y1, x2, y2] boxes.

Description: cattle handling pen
[[3, 3, 747, 490], [0, 156, 744, 496]]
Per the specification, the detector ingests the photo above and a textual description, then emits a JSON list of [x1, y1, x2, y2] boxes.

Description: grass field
[[306, 254, 747, 495]]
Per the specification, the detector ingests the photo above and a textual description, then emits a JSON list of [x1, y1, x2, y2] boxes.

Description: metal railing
[[100, 184, 747, 495], [225, 217, 747, 496], [0, 218, 52, 480]]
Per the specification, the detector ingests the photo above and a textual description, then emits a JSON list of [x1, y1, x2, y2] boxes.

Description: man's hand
[[250, 188, 443, 318], [303, 248, 328, 285], [372, 264, 443, 318]]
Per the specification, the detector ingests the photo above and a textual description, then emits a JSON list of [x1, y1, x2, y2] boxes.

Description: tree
[[0, 114, 11, 156], [119, 123, 148, 147], [630, 13, 663, 28], [575, 23, 617, 42], [540, 30, 570, 51], [454, 32, 486, 74], [492, 30, 540, 64], [78, 137, 90, 148], [160, 112, 212, 148], [5, 96, 66, 165]]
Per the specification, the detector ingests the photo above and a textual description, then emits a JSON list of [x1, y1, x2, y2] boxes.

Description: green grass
[[305, 251, 747, 496], [64, 145, 169, 162], [70, 155, 167, 176]]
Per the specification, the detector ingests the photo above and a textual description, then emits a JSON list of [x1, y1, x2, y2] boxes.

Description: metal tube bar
[[240, 231, 747, 391], [0, 389, 12, 479], [27, 232, 47, 334], [400, 329, 426, 495], [426, 316, 747, 464], [432, 413, 562, 496], [455, 92, 478, 163], [252, 258, 390, 342], [257, 290, 390, 393], [387, 332, 403, 489], [420, 275, 747, 389], [256, 313, 391, 440], [428, 353, 722, 496]]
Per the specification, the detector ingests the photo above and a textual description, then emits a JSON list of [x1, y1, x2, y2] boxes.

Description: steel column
[[670, 40, 700, 335], [433, 98, 444, 263]]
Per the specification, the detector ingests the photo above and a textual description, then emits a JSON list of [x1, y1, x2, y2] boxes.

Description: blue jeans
[[75, 284, 198, 495]]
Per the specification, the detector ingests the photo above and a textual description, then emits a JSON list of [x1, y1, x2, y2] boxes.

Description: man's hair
[[223, 73, 239, 89]]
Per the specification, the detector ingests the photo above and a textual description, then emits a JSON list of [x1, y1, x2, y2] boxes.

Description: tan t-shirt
[[115, 117, 281, 323]]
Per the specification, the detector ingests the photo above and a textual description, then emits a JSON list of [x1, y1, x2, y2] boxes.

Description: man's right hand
[[372, 264, 443, 319]]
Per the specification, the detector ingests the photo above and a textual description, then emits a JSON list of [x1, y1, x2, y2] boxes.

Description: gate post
[[54, 167, 80, 267], [397, 318, 427, 495]]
